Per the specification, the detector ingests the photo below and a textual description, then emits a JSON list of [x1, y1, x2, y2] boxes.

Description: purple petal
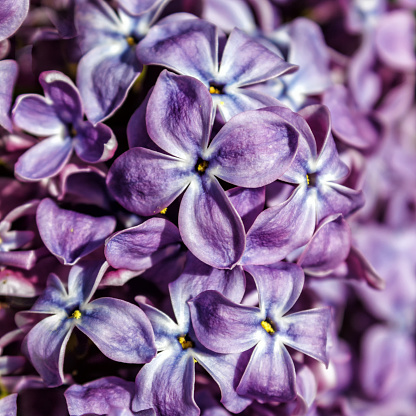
[[14, 135, 73, 181], [0, 0, 29, 41], [137, 301, 181, 350], [119, 0, 166, 16], [213, 87, 283, 122], [77, 297, 156, 363], [0, 266, 38, 294], [137, 17, 216, 83], [284, 18, 332, 96], [0, 250, 39, 271], [237, 340, 296, 402], [25, 313, 74, 387], [208, 109, 298, 187], [39, 71, 83, 125], [218, 28, 297, 87], [75, 0, 126, 54], [316, 183, 364, 223], [107, 147, 192, 216], [298, 214, 351, 276], [189, 290, 262, 354], [179, 176, 246, 269], [195, 350, 252, 413], [323, 85, 379, 150], [0, 60, 18, 132], [36, 198, 116, 265], [77, 44, 141, 124], [73, 120, 117, 163], [127, 88, 158, 150], [105, 218, 182, 271], [65, 376, 135, 416], [132, 349, 199, 416], [169, 253, 246, 327], [375, 10, 416, 72], [67, 261, 108, 305], [30, 273, 69, 313], [0, 394, 17, 416], [12, 94, 63, 136], [147, 71, 213, 159], [280, 308, 331, 366], [242, 186, 316, 266], [243, 263, 305, 318], [227, 186, 265, 231]]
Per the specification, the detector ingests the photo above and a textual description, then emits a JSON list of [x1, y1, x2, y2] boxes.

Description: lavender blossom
[[13, 71, 117, 181], [107, 70, 298, 268], [16, 262, 156, 387]]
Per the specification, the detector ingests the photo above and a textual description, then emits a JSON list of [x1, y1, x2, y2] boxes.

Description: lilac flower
[[137, 17, 297, 121], [133, 267, 250, 416], [257, 18, 332, 111], [74, 0, 169, 123], [189, 263, 331, 402], [12, 71, 117, 182], [0, 0, 29, 41], [107, 70, 298, 268], [16, 262, 156, 387]]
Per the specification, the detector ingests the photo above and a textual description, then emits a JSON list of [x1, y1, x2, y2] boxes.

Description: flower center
[[195, 158, 209, 175], [178, 334, 194, 349], [306, 173, 317, 187], [70, 309, 82, 320], [209, 82, 224, 95], [126, 36, 137, 47], [261, 319, 275, 334]]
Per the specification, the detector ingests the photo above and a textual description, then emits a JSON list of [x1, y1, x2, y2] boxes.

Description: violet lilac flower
[[0, 60, 18, 132], [16, 261, 156, 387], [12, 71, 117, 182], [137, 17, 297, 121], [107, 70, 299, 268], [189, 263, 331, 402], [74, 0, 169, 123], [132, 266, 250, 416]]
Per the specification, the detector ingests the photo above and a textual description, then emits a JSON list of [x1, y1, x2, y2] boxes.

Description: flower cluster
[[1, 1, 415, 416]]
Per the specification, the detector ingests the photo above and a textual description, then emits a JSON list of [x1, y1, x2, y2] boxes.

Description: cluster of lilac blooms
[[1, 0, 416, 415]]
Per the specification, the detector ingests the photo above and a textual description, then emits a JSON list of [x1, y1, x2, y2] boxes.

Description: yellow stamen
[[178, 335, 193, 350], [70, 228, 74, 233], [220, 101, 224, 105], [0, 380, 8, 399], [71, 127, 77, 137], [160, 208, 168, 214], [126, 36, 136, 46], [306, 174, 310, 185], [0, 236, 3, 244], [197, 160, 209, 173], [209, 86, 221, 94], [261, 320, 275, 334], [71, 310, 82, 320]]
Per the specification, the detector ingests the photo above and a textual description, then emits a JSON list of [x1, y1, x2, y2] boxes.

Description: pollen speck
[[160, 208, 168, 214], [209, 86, 221, 94], [261, 320, 275, 334], [70, 228, 74, 233], [197, 160, 209, 173], [178, 335, 193, 349], [0, 236, 3, 244], [126, 36, 136, 47], [71, 310, 82, 320], [220, 101, 224, 105]]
